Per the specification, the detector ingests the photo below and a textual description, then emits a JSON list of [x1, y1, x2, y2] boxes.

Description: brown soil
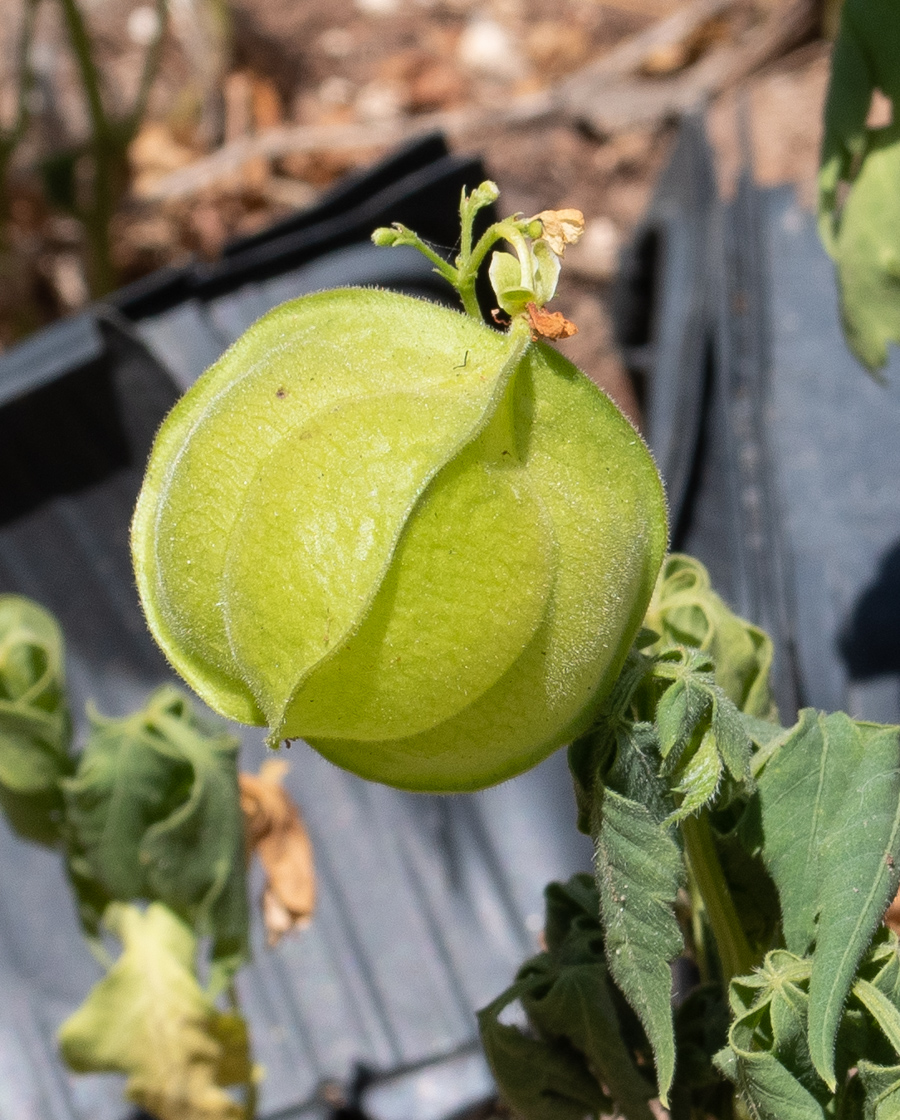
[[0, 0, 833, 417]]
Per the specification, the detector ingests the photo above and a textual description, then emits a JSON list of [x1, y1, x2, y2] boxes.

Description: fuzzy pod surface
[[131, 289, 667, 791]]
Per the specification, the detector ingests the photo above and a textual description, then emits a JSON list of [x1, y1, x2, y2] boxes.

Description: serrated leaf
[[711, 691, 752, 782], [756, 711, 900, 1088], [656, 675, 709, 764], [63, 686, 249, 990], [592, 781, 684, 1104], [669, 729, 723, 824], [58, 903, 250, 1120], [0, 595, 73, 844]]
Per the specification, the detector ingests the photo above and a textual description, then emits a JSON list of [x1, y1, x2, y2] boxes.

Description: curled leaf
[[58, 903, 252, 1120], [239, 759, 315, 946], [533, 208, 585, 256], [0, 595, 73, 844], [645, 554, 776, 720], [63, 686, 249, 991]]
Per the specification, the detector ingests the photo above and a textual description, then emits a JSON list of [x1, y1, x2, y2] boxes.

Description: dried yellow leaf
[[533, 208, 585, 256], [239, 760, 316, 946]]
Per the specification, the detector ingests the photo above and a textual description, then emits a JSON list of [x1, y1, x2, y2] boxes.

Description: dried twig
[[139, 0, 815, 203]]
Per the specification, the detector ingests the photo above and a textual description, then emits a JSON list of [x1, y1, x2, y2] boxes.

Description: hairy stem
[[681, 810, 756, 984]]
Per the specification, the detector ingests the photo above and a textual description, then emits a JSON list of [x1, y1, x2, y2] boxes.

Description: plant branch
[[681, 810, 756, 985], [59, 0, 108, 140], [125, 0, 169, 136]]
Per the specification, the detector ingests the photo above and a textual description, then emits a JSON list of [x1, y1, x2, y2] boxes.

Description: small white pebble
[[318, 27, 355, 59], [355, 0, 401, 15], [127, 5, 161, 46], [355, 81, 403, 121], [319, 75, 354, 107], [457, 17, 524, 79]]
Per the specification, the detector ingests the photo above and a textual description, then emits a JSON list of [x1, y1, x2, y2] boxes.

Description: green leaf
[[855, 979, 900, 1058], [718, 953, 828, 1120], [756, 711, 900, 1088], [858, 1062, 900, 1120], [669, 729, 722, 824], [521, 960, 656, 1120], [591, 724, 684, 1105], [478, 989, 610, 1120], [478, 873, 654, 1120], [58, 902, 250, 1120], [818, 0, 900, 372], [645, 554, 776, 720], [63, 686, 248, 990], [651, 646, 751, 820], [656, 666, 711, 765], [0, 595, 73, 844]]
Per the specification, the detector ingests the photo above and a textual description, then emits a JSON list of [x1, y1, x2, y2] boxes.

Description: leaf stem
[[681, 810, 756, 984]]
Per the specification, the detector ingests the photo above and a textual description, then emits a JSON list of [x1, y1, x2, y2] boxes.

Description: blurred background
[[0, 0, 842, 417]]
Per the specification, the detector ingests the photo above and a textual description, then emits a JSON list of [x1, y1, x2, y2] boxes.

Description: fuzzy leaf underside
[[756, 712, 900, 1088], [592, 773, 684, 1104], [58, 903, 248, 1120], [63, 686, 249, 991]]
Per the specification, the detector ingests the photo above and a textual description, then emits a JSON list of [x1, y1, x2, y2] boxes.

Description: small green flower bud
[[371, 227, 401, 247], [469, 180, 501, 209]]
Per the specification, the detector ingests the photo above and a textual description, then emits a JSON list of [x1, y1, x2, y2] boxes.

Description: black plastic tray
[[617, 115, 900, 726]]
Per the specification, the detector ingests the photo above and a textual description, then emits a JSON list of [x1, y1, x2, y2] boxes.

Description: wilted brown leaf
[[526, 301, 578, 341], [239, 760, 315, 946]]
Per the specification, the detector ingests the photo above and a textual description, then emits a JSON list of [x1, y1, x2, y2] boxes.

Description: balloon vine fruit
[[131, 186, 667, 791]]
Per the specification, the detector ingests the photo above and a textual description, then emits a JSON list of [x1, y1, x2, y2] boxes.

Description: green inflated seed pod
[[131, 288, 667, 791]]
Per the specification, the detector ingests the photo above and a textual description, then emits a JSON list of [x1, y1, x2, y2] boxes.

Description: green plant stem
[[59, 0, 107, 139], [681, 810, 756, 985], [457, 219, 529, 318]]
